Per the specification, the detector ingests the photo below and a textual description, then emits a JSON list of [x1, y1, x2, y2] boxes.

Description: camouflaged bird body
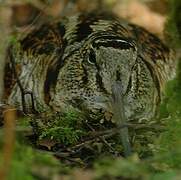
[[5, 12, 176, 122]]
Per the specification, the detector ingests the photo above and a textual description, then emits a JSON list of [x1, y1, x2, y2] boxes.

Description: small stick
[[0, 107, 16, 180]]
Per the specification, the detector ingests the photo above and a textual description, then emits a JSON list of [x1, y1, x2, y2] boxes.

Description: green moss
[[94, 155, 149, 179], [165, 0, 181, 48], [37, 108, 86, 145], [17, 116, 32, 127], [0, 141, 66, 180], [153, 60, 181, 170]]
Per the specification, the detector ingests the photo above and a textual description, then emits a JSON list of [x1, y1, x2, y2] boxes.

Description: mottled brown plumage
[[4, 12, 176, 122]]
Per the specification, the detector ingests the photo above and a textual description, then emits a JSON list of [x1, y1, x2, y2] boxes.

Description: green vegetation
[[165, 0, 181, 49], [0, 140, 69, 180], [35, 108, 86, 145]]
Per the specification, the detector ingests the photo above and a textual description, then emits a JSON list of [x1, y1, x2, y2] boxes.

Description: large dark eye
[[88, 49, 96, 64]]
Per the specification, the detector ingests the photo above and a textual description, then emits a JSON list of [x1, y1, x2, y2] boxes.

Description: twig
[[85, 122, 116, 153], [36, 122, 165, 164], [0, 107, 16, 180], [67, 123, 165, 152], [36, 149, 84, 166]]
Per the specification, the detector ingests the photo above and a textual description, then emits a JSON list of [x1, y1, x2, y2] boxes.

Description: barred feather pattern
[[4, 12, 176, 121]]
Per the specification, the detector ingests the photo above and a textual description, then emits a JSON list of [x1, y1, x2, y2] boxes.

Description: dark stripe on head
[[81, 63, 89, 85], [116, 71, 121, 81], [95, 40, 134, 50], [76, 14, 98, 41], [96, 71, 108, 94], [124, 75, 132, 96], [93, 38, 135, 50], [76, 12, 118, 42], [94, 62, 109, 94]]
